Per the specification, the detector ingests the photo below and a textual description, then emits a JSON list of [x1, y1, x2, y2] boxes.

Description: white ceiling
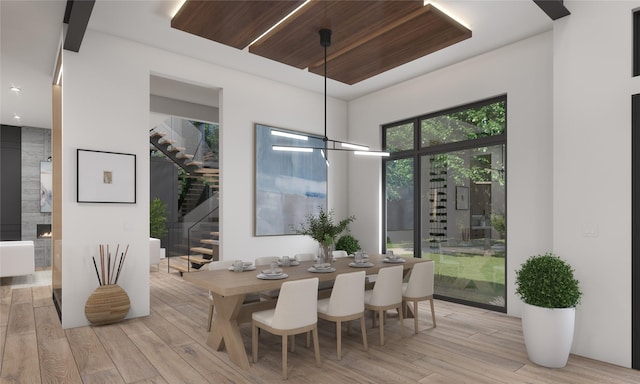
[[0, 0, 554, 130]]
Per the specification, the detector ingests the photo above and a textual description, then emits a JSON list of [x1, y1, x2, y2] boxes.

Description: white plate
[[349, 261, 374, 268], [257, 273, 288, 280], [277, 260, 300, 266], [383, 258, 405, 263], [308, 266, 336, 273], [262, 268, 283, 275], [228, 265, 257, 271]]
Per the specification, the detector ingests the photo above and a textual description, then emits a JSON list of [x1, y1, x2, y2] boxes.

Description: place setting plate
[[308, 263, 336, 273], [349, 261, 374, 268], [277, 260, 300, 266], [383, 257, 405, 263], [228, 262, 256, 271], [257, 268, 288, 280]]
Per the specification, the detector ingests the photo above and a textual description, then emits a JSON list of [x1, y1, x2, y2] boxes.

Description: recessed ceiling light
[[13, 113, 21, 121], [10, 86, 21, 93]]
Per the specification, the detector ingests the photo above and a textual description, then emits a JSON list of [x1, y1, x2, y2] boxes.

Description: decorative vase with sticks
[[85, 244, 131, 326]]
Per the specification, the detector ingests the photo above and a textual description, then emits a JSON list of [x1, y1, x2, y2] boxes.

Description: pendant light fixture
[[272, 29, 389, 161]]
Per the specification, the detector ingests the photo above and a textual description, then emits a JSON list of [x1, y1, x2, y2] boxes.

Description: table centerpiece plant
[[293, 207, 355, 263]]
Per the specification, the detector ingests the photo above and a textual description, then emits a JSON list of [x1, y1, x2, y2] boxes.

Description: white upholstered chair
[[149, 238, 161, 271], [206, 260, 259, 331], [252, 277, 321, 379], [254, 256, 281, 300], [364, 265, 405, 345], [332, 250, 348, 259], [254, 256, 279, 266], [294, 253, 316, 262], [317, 271, 367, 360], [402, 261, 436, 334]]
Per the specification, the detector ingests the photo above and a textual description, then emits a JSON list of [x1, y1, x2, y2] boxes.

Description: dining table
[[183, 253, 430, 369]]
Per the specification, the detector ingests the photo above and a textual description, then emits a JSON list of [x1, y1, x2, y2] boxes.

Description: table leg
[[208, 293, 250, 369]]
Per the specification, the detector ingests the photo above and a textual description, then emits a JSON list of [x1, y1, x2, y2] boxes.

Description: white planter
[[521, 302, 575, 368]]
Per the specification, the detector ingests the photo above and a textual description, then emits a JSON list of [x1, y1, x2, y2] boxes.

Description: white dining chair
[[332, 250, 348, 259], [206, 260, 260, 331], [254, 256, 282, 300], [254, 256, 279, 266], [252, 277, 321, 380], [317, 271, 367, 360], [402, 261, 436, 334], [294, 253, 316, 262], [364, 265, 405, 345]]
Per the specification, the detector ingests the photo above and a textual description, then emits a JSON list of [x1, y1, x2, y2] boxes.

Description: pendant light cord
[[324, 38, 327, 141]]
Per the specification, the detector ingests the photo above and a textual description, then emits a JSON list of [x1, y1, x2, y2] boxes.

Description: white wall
[[349, 2, 640, 368], [61, 30, 348, 327], [553, 0, 640, 368], [349, 31, 554, 317], [62, 34, 151, 328]]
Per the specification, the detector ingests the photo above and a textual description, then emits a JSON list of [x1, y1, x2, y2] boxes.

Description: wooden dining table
[[183, 253, 429, 369]]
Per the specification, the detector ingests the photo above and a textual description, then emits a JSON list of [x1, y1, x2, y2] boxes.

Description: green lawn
[[390, 246, 506, 306], [423, 251, 505, 284]]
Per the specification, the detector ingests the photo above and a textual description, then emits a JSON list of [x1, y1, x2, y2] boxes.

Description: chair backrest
[[332, 250, 348, 259], [208, 260, 235, 271], [272, 277, 319, 329], [369, 265, 403, 306], [254, 256, 279, 266], [326, 271, 365, 316], [404, 261, 434, 298], [294, 253, 316, 262]]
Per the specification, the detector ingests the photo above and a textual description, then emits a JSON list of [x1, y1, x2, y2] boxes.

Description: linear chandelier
[[272, 29, 389, 163]]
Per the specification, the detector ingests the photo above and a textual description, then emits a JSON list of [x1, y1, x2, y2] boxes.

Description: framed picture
[[40, 161, 52, 212], [456, 186, 469, 210], [77, 149, 136, 203], [254, 123, 327, 236]]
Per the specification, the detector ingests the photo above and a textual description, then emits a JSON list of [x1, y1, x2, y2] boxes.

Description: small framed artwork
[[456, 186, 469, 210], [77, 149, 136, 203]]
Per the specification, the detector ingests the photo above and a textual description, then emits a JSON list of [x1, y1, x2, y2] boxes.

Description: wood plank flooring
[[1, 265, 640, 383]]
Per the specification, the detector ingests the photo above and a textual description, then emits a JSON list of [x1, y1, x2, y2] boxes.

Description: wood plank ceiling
[[171, 0, 472, 85]]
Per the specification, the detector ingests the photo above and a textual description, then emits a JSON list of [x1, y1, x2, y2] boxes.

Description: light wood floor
[[2, 265, 640, 383]]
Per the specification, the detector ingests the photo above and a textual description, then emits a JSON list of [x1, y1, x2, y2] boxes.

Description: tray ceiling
[[171, 0, 471, 85]]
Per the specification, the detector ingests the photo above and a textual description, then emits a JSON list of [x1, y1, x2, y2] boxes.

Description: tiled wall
[[21, 126, 52, 268]]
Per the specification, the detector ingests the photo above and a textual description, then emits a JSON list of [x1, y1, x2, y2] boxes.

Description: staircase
[[149, 117, 221, 275]]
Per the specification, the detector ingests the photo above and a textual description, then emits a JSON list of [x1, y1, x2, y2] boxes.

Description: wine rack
[[428, 159, 447, 248]]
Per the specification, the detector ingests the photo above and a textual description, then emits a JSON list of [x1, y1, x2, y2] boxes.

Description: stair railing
[[150, 117, 216, 175], [183, 206, 219, 272]]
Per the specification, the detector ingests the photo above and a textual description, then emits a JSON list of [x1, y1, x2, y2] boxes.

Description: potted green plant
[[515, 253, 582, 368], [335, 233, 361, 255], [150, 197, 168, 240], [293, 207, 354, 263]]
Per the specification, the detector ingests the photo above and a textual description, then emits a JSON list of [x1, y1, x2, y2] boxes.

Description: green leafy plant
[[150, 197, 168, 239], [515, 253, 582, 308], [335, 234, 360, 254], [293, 207, 355, 245], [490, 212, 506, 238]]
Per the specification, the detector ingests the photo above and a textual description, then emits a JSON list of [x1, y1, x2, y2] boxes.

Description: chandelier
[[273, 29, 389, 164]]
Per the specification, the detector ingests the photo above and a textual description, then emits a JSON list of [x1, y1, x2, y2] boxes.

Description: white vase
[[521, 302, 575, 368]]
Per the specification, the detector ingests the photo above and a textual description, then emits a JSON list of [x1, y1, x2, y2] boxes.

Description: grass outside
[[390, 244, 506, 306]]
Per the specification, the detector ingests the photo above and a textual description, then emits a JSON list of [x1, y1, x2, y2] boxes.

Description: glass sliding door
[[383, 96, 506, 311], [385, 157, 415, 258], [421, 145, 505, 308]]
